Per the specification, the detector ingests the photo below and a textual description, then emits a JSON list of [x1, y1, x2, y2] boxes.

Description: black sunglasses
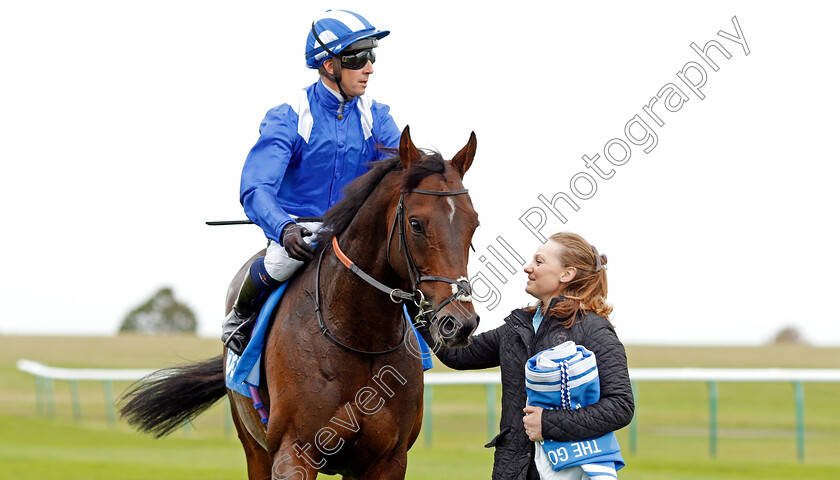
[[339, 49, 375, 70]]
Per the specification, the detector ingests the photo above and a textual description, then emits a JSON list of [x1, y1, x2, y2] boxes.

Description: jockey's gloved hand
[[282, 223, 315, 261]]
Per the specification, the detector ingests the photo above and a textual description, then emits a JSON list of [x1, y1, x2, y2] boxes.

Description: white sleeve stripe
[[291, 89, 313, 143], [357, 95, 373, 141]]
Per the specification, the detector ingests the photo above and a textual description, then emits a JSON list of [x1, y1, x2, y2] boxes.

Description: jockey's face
[[322, 56, 374, 98], [340, 59, 374, 97]]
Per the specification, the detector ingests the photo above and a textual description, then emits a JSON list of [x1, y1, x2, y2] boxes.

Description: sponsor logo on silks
[[225, 349, 240, 381], [260, 272, 269, 284]]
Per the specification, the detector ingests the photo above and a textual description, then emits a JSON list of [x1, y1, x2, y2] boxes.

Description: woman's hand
[[523, 405, 543, 441]]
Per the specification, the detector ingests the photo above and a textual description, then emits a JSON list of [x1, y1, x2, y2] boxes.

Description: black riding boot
[[222, 269, 272, 356]]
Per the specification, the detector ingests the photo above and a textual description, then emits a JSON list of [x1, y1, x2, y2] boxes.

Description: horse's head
[[389, 127, 480, 347]]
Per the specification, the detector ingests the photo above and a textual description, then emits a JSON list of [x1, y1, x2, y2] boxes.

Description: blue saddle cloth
[[224, 284, 433, 397]]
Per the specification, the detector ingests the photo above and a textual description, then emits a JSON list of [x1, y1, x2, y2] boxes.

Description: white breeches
[[264, 221, 323, 282]]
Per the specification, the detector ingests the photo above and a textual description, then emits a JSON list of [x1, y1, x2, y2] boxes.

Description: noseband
[[307, 187, 473, 355]]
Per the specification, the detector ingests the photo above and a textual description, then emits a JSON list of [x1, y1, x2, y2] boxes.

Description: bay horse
[[121, 126, 480, 479]]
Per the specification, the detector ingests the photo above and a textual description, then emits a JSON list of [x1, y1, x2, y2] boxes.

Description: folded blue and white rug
[[525, 341, 624, 480]]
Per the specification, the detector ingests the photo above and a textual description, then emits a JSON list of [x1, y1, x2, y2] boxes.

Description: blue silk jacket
[[240, 80, 401, 242]]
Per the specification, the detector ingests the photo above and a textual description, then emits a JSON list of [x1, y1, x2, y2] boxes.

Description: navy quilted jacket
[[418, 297, 634, 480]]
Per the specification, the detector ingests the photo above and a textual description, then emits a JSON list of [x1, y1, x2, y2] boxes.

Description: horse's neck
[[321, 184, 407, 344]]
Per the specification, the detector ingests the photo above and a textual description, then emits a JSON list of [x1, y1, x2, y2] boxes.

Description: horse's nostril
[[438, 316, 458, 338]]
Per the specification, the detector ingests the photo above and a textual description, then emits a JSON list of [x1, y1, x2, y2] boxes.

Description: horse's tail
[[120, 354, 227, 438]]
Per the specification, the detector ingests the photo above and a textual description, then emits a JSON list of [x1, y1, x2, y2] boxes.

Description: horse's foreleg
[[269, 440, 323, 480], [358, 449, 408, 480]]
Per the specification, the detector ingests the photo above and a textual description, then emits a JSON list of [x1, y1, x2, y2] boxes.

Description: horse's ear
[[451, 131, 477, 178], [399, 125, 422, 169]]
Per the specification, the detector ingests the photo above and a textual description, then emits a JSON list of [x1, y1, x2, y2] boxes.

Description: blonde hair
[[525, 232, 612, 328]]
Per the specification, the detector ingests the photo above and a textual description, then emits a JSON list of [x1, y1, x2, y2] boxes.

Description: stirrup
[[222, 311, 257, 356]]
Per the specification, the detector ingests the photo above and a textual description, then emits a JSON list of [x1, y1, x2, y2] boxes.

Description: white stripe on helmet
[[321, 10, 368, 32]]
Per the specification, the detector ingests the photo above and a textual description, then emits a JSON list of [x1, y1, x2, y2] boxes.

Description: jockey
[[222, 10, 401, 355]]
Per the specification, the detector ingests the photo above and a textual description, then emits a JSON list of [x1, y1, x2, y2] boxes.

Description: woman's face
[[524, 240, 569, 304]]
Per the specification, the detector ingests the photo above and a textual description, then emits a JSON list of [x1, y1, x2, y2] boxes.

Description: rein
[[306, 187, 473, 355], [307, 246, 409, 356]]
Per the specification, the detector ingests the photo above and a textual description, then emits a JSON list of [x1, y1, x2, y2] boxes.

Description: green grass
[[2, 335, 840, 479], [0, 415, 244, 480]]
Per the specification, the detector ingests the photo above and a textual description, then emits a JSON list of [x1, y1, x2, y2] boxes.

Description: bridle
[[306, 187, 474, 355], [386, 189, 473, 315]]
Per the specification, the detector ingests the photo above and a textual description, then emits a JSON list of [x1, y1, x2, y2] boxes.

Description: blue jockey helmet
[[305, 10, 390, 69]]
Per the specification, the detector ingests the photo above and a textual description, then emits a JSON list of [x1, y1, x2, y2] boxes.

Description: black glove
[[282, 223, 315, 261]]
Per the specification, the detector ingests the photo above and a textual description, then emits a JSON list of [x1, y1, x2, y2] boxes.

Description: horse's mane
[[314, 149, 447, 251]]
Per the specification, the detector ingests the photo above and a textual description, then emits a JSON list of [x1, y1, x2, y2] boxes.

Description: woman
[[418, 232, 634, 480]]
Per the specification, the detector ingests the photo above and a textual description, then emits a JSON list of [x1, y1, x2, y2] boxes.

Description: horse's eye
[[409, 219, 425, 234]]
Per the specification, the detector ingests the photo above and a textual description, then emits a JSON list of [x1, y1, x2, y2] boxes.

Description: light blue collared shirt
[[532, 305, 544, 333]]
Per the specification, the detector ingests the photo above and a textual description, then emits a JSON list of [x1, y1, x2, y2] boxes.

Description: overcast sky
[[2, 1, 838, 346]]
